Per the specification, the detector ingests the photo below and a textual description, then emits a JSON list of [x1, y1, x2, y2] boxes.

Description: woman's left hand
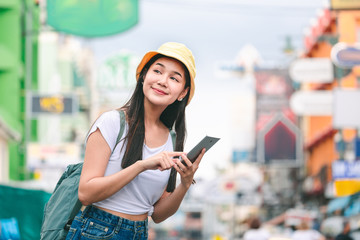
[[172, 148, 205, 188]]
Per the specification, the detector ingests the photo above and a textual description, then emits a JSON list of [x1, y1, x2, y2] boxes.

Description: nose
[[157, 74, 168, 86]]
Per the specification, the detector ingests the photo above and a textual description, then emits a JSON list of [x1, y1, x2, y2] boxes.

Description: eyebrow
[[155, 63, 183, 78]]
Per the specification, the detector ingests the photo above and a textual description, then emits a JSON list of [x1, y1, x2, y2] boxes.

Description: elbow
[[151, 216, 165, 224], [78, 189, 92, 206], [151, 211, 175, 224]]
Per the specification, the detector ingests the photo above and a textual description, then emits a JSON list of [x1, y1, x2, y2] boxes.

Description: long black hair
[[120, 54, 191, 192]]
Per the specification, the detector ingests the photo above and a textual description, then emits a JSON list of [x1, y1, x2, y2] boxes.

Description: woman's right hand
[[139, 151, 184, 171]]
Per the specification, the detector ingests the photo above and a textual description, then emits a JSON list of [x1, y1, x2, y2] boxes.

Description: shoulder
[[95, 110, 122, 127], [99, 110, 120, 121], [86, 110, 123, 147]]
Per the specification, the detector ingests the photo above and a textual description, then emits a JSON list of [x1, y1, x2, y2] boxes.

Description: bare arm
[[78, 129, 184, 206], [78, 129, 145, 205], [151, 149, 205, 223]]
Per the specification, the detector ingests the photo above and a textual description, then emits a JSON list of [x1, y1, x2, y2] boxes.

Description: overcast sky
[[88, 0, 327, 66], [82, 0, 327, 179]]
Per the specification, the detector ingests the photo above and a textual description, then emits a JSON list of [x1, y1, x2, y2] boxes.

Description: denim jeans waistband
[[81, 205, 148, 229]]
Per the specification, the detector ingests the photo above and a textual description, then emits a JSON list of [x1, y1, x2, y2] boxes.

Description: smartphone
[[181, 135, 220, 164]]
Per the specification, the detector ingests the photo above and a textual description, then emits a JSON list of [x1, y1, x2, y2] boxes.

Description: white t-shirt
[[86, 110, 173, 216], [291, 229, 323, 240], [243, 228, 271, 240]]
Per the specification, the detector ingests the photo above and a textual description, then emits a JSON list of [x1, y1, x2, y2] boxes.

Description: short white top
[[291, 229, 324, 240], [85, 110, 173, 216], [243, 229, 271, 240]]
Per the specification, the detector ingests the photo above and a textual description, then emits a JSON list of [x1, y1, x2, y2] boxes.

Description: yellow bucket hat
[[136, 42, 196, 105]]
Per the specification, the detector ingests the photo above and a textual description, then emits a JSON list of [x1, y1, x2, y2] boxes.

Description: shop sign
[[355, 137, 360, 159], [334, 180, 360, 197], [332, 160, 360, 179], [47, 0, 139, 37], [27, 143, 81, 169], [289, 58, 333, 83], [232, 150, 249, 163], [285, 208, 316, 226], [29, 93, 78, 117], [333, 88, 360, 128], [97, 51, 139, 90], [330, 0, 360, 10], [290, 90, 332, 116], [331, 42, 360, 68]]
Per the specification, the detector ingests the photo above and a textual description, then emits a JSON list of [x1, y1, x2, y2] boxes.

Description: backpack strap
[[112, 110, 126, 154], [165, 130, 177, 193], [170, 130, 176, 150], [66, 110, 126, 230]]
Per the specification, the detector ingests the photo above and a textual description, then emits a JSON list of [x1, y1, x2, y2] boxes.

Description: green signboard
[[97, 51, 139, 90], [47, 0, 139, 37]]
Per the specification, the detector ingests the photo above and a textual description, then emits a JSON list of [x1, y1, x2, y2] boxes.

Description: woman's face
[[143, 57, 188, 107]]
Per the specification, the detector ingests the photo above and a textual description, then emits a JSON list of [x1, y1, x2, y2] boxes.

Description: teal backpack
[[40, 110, 177, 240], [40, 110, 126, 240]]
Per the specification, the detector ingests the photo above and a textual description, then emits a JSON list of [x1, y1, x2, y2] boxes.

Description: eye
[[153, 69, 161, 74], [170, 77, 180, 82]]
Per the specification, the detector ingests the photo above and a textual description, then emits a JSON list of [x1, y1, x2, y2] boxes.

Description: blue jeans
[[66, 206, 148, 240]]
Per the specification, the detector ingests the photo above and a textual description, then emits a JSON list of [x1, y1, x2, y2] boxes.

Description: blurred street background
[[2, 0, 360, 239]]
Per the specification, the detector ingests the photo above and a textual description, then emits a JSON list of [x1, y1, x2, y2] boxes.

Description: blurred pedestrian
[[291, 220, 326, 240], [65, 42, 204, 240], [243, 216, 271, 240], [335, 220, 354, 240]]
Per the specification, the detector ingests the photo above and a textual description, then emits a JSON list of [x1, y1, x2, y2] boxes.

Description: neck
[[143, 100, 166, 126]]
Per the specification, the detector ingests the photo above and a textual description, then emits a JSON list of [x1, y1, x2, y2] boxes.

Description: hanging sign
[[332, 160, 360, 179], [47, 0, 138, 37], [332, 159, 360, 196], [29, 93, 78, 117], [333, 88, 360, 128], [289, 58, 333, 83], [331, 42, 360, 68], [290, 90, 333, 116]]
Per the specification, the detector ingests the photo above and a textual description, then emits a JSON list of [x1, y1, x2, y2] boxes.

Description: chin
[[147, 96, 175, 106]]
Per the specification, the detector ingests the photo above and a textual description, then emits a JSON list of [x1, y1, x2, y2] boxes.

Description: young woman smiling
[[65, 42, 204, 240]]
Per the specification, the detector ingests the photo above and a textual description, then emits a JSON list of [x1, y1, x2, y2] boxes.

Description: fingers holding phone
[[173, 149, 205, 187]]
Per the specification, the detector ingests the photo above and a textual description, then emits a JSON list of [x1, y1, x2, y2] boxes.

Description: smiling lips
[[152, 87, 168, 95]]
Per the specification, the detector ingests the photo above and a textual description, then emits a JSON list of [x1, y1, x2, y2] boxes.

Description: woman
[[291, 220, 326, 240], [66, 42, 204, 239], [243, 217, 271, 240]]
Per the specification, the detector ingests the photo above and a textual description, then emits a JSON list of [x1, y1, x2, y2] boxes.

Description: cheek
[[169, 84, 183, 95], [145, 73, 160, 85], [174, 84, 187, 95]]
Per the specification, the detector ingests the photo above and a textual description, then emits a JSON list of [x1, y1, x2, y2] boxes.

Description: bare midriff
[[95, 206, 148, 221]]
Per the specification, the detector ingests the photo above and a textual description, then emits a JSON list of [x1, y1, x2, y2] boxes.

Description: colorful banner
[[334, 180, 360, 197], [47, 0, 138, 37], [332, 160, 360, 179]]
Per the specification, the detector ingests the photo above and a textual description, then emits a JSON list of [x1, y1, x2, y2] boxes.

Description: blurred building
[[0, 0, 40, 181], [29, 31, 92, 189], [292, 4, 360, 216]]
